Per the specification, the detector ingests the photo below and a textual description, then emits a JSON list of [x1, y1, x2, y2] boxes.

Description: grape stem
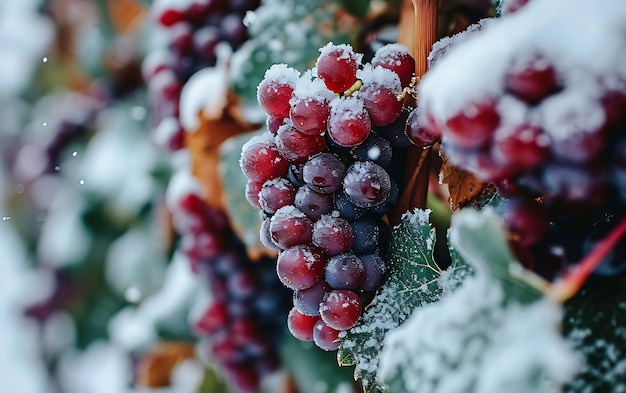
[[390, 0, 439, 226], [547, 215, 626, 303], [342, 79, 363, 97]]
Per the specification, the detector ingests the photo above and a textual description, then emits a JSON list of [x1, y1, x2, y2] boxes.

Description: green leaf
[[338, 209, 469, 393], [378, 275, 578, 393], [563, 277, 626, 393], [449, 207, 545, 303], [281, 334, 357, 393], [219, 130, 265, 249]]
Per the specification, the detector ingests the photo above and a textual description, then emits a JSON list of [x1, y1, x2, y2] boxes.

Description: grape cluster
[[144, 0, 259, 150], [417, 14, 626, 278], [172, 191, 290, 392], [241, 43, 415, 350]]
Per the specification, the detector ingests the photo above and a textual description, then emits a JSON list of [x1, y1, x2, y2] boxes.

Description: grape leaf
[[218, 130, 265, 250], [377, 208, 579, 393], [439, 152, 486, 211], [563, 277, 626, 393], [337, 209, 471, 393]]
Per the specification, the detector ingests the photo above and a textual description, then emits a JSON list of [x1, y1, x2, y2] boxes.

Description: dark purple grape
[[294, 185, 334, 221], [351, 133, 393, 167], [168, 22, 195, 55], [293, 280, 331, 316], [303, 153, 346, 194], [324, 253, 365, 290], [359, 253, 387, 291], [220, 12, 248, 46], [228, 269, 258, 300], [193, 25, 221, 63], [541, 163, 608, 207], [334, 192, 367, 221], [350, 217, 383, 255], [375, 107, 412, 147], [287, 163, 305, 187]]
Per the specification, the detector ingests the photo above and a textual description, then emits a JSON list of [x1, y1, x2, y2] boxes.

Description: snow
[[67, 105, 163, 217], [105, 227, 168, 299], [57, 341, 132, 393], [151, 0, 196, 15], [0, 167, 51, 393], [179, 64, 230, 132], [36, 187, 92, 267], [165, 162, 203, 214], [318, 42, 362, 65], [371, 43, 412, 67], [0, 0, 53, 97], [357, 64, 402, 93], [290, 74, 335, 104], [264, 63, 301, 86], [420, 0, 626, 123], [378, 274, 579, 393], [108, 251, 201, 352]]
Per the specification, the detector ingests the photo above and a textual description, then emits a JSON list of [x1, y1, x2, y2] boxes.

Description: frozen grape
[[276, 244, 326, 290], [343, 161, 392, 208], [324, 253, 365, 290], [319, 289, 362, 331]]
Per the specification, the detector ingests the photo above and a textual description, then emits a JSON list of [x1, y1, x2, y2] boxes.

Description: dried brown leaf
[[136, 342, 196, 388], [440, 152, 486, 210]]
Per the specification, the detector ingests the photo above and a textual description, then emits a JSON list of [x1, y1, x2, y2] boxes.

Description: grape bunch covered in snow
[[143, 0, 260, 150], [168, 176, 289, 392], [417, 0, 626, 279], [240, 43, 416, 351]]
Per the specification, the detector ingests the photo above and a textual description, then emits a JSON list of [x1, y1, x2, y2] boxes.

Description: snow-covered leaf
[[564, 278, 626, 393], [449, 207, 546, 303], [337, 209, 470, 393], [377, 208, 580, 393]]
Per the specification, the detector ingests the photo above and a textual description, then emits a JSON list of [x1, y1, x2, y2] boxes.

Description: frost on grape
[[337, 209, 471, 393], [420, 0, 626, 123], [377, 208, 580, 393], [230, 0, 358, 123]]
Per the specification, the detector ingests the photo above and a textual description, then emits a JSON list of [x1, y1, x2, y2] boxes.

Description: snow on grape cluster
[[143, 0, 260, 150], [417, 0, 626, 278], [241, 42, 416, 351], [167, 172, 289, 392]]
